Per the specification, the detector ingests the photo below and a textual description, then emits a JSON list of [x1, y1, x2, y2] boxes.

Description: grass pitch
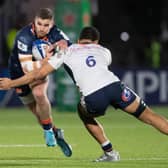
[[0, 106, 168, 168]]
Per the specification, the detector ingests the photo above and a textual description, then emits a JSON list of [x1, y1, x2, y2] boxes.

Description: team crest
[[121, 88, 132, 102]]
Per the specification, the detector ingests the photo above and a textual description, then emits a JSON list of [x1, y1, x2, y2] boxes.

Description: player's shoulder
[[49, 25, 62, 35], [67, 44, 81, 52], [97, 44, 111, 54], [15, 24, 34, 52], [98, 44, 112, 64], [68, 43, 110, 52], [69, 43, 79, 48], [85, 43, 111, 56], [16, 24, 34, 44], [49, 25, 70, 42]]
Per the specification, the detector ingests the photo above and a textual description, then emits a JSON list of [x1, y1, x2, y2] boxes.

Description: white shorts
[[19, 92, 35, 105]]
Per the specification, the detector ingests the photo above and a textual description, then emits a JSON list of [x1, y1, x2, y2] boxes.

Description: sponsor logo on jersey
[[121, 88, 132, 102], [17, 40, 28, 52]]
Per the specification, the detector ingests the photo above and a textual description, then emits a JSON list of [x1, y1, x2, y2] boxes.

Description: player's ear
[[49, 19, 54, 28]]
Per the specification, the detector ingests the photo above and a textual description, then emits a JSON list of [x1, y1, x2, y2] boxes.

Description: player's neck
[[78, 39, 98, 44]]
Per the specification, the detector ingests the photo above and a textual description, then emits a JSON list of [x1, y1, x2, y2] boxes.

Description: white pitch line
[[0, 145, 167, 162], [122, 157, 168, 161], [0, 159, 51, 163], [0, 144, 45, 147]]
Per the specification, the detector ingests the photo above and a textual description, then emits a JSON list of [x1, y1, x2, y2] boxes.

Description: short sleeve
[[48, 52, 65, 70], [104, 48, 112, 66], [16, 33, 32, 55]]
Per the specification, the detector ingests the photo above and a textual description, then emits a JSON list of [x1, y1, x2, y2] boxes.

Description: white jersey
[[48, 44, 120, 96]]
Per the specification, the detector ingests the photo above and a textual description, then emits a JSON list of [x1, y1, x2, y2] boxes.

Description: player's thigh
[[124, 97, 140, 114], [84, 89, 109, 116]]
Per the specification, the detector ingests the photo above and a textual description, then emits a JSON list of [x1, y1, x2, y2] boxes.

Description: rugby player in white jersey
[[1, 26, 168, 162]]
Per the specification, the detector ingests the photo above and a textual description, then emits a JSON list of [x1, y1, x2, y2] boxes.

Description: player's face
[[34, 17, 53, 38]]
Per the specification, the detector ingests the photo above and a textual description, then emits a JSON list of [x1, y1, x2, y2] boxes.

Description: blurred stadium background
[[1, 0, 168, 109]]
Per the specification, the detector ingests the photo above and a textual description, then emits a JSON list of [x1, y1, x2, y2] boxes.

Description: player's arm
[[35, 62, 55, 80], [17, 37, 42, 73], [0, 62, 55, 90], [48, 28, 72, 53], [19, 54, 41, 73], [55, 29, 72, 48], [35, 49, 65, 80], [0, 47, 65, 90], [0, 70, 36, 90], [12, 47, 64, 86], [48, 39, 68, 54], [35, 49, 65, 82]]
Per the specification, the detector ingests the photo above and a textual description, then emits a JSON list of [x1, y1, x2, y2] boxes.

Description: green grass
[[0, 106, 168, 168]]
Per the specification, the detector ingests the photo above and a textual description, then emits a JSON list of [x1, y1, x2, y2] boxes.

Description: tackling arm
[[0, 62, 55, 90], [0, 70, 36, 90], [35, 62, 55, 80]]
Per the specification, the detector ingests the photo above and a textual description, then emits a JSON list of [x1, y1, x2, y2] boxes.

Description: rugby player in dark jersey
[[5, 8, 72, 157]]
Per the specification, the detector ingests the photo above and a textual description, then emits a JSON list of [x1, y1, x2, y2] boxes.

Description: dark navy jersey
[[8, 23, 71, 79]]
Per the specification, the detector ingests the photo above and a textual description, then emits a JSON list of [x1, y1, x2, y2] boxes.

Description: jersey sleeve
[[104, 48, 112, 66], [16, 33, 32, 55], [16, 32, 40, 72], [48, 51, 65, 70]]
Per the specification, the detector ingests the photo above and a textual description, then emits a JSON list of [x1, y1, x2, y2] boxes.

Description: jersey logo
[[121, 88, 132, 102], [17, 40, 28, 52]]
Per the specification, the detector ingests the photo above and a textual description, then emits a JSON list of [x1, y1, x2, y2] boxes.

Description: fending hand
[[55, 39, 68, 50]]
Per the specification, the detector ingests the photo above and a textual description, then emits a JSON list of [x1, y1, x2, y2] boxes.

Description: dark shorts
[[13, 84, 31, 97], [83, 81, 136, 116]]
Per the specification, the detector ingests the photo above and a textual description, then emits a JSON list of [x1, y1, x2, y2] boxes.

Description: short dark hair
[[35, 8, 54, 20], [79, 26, 100, 41]]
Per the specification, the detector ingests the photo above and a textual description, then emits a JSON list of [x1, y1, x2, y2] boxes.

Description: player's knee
[[131, 99, 147, 118], [32, 87, 44, 97], [77, 103, 87, 121], [77, 102, 94, 123], [33, 91, 47, 104]]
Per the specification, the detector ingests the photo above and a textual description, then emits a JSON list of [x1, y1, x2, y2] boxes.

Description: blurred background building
[[1, 0, 168, 108]]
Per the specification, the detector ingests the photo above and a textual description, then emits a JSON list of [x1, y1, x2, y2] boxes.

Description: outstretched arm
[[0, 70, 36, 90], [35, 62, 55, 80], [0, 62, 55, 90]]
